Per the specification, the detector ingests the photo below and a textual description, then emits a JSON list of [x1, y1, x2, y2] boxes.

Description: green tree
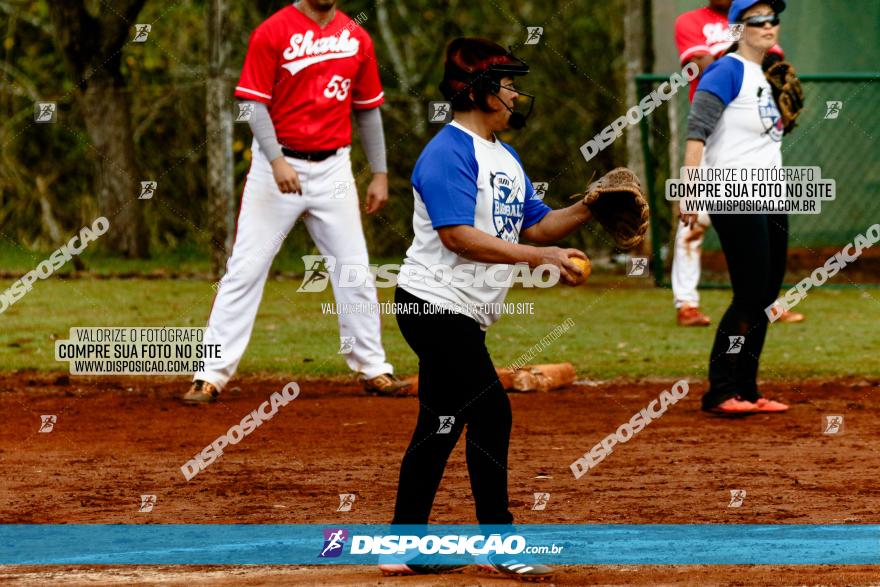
[[47, 0, 150, 257]]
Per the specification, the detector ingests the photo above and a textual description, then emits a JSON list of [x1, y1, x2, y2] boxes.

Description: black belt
[[281, 146, 346, 162]]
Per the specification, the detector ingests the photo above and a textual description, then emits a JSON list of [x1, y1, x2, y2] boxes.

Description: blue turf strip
[[1, 524, 879, 565]]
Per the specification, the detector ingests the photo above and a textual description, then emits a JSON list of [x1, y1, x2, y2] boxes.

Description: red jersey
[[235, 7, 384, 151], [674, 6, 783, 101]]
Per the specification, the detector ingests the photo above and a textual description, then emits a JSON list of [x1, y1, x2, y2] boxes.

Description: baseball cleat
[[677, 305, 711, 327], [361, 373, 412, 397], [182, 380, 219, 404], [753, 397, 789, 412], [479, 559, 555, 582], [379, 563, 466, 576], [705, 397, 759, 415], [774, 305, 805, 323]]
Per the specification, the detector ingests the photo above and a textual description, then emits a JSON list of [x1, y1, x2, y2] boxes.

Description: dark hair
[[439, 38, 520, 112]]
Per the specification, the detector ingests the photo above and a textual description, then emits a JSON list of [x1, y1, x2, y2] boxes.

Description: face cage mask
[[452, 48, 535, 129], [482, 50, 534, 129], [492, 82, 535, 130]]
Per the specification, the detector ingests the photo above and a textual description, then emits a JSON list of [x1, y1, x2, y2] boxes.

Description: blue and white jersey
[[399, 120, 551, 328], [696, 53, 783, 168]]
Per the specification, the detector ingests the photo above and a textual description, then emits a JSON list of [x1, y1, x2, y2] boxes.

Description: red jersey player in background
[[675, 0, 784, 101], [184, 0, 411, 403], [670, 0, 801, 327]]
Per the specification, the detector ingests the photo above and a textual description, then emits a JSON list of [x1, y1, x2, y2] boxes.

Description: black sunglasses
[[744, 14, 780, 27]]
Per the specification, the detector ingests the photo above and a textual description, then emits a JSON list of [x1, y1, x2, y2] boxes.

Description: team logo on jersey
[[282, 29, 360, 77], [757, 88, 783, 142], [702, 22, 734, 51], [491, 172, 524, 243]]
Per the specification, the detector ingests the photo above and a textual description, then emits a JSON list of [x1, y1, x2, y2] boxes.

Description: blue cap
[[728, 0, 786, 23]]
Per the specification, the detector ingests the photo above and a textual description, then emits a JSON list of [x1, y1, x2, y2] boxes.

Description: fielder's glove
[[572, 167, 649, 250], [765, 61, 804, 135]]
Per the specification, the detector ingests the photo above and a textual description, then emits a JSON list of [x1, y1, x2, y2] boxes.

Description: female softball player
[[379, 38, 597, 580], [681, 0, 791, 414], [671, 0, 801, 327]]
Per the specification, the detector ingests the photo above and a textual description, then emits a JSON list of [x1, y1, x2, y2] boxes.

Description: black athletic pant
[[391, 287, 514, 525], [704, 214, 788, 409]]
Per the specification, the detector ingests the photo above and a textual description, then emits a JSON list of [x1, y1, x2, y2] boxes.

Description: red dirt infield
[[1, 373, 878, 585]]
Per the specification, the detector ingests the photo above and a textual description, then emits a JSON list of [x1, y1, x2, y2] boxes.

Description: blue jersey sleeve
[[695, 55, 744, 106], [411, 126, 479, 229], [500, 142, 551, 229]]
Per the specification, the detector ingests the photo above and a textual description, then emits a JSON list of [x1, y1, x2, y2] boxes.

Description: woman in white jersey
[[380, 38, 598, 580], [681, 0, 790, 415]]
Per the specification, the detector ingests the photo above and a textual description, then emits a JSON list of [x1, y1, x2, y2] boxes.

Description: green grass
[[0, 243, 413, 278], [0, 243, 317, 277], [1, 275, 878, 380]]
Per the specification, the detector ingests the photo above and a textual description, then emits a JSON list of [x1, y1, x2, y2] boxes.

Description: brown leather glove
[[572, 167, 650, 250], [765, 61, 804, 135]]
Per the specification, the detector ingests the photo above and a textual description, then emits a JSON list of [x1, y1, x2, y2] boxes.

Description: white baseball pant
[[671, 211, 711, 309], [194, 140, 393, 390]]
